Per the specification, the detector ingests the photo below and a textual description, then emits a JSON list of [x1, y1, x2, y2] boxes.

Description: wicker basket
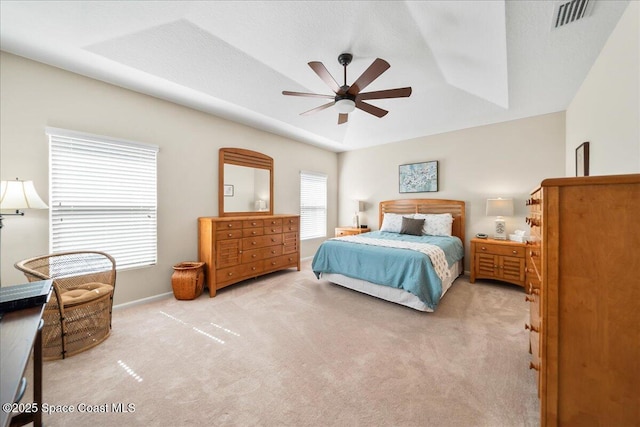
[[171, 262, 205, 300]]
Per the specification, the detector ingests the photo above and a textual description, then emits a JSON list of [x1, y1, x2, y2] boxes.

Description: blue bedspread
[[311, 231, 464, 310]]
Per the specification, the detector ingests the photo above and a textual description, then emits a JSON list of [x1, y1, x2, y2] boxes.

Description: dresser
[[334, 227, 370, 237], [526, 174, 639, 426], [470, 238, 526, 287], [198, 215, 300, 297]]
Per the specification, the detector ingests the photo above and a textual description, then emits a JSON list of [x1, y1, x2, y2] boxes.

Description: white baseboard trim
[[113, 292, 173, 310]]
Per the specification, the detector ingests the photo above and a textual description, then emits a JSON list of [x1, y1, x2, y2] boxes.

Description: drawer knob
[[525, 323, 539, 333], [228, 233, 233, 237], [271, 229, 276, 232], [525, 295, 534, 302], [252, 267, 256, 271], [525, 217, 540, 227], [529, 362, 540, 371], [271, 238, 276, 242], [252, 231, 257, 235], [252, 222, 257, 226], [481, 247, 487, 251], [512, 250, 518, 254], [271, 261, 276, 265], [252, 254, 257, 258], [228, 224, 233, 228], [271, 250, 276, 254], [228, 272, 233, 276], [252, 241, 257, 245]]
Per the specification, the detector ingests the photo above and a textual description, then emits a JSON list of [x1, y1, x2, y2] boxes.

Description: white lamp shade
[[353, 200, 364, 212], [0, 180, 48, 210], [335, 99, 356, 114], [486, 198, 514, 217]]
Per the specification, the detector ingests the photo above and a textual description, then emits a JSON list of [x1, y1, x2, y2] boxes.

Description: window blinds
[[300, 171, 327, 240], [47, 127, 159, 270]]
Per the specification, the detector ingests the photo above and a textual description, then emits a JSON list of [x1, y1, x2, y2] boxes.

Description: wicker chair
[[14, 251, 116, 360]]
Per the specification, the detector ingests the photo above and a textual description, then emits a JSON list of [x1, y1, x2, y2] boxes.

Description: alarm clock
[[475, 233, 488, 239]]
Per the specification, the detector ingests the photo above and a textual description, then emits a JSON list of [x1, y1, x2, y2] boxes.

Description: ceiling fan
[[282, 53, 412, 125]]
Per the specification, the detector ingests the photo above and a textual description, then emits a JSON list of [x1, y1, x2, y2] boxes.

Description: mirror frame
[[219, 147, 274, 217]]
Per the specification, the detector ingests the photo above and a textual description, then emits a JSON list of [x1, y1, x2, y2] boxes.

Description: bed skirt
[[320, 260, 463, 312]]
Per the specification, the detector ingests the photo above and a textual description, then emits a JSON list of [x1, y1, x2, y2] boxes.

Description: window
[[300, 171, 327, 240], [47, 127, 159, 270]]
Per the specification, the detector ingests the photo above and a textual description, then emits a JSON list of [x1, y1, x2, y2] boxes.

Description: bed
[[312, 199, 465, 311]]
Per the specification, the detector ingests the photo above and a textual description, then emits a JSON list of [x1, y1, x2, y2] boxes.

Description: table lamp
[[0, 178, 48, 284], [486, 198, 513, 240]]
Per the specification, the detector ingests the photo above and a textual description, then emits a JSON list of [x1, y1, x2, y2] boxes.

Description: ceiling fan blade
[[347, 58, 390, 95], [355, 100, 388, 118], [357, 87, 412, 101], [300, 101, 335, 116], [282, 91, 335, 99], [308, 61, 342, 94], [338, 114, 348, 125]]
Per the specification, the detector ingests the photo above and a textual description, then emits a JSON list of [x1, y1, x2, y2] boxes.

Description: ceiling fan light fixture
[[335, 98, 356, 114]]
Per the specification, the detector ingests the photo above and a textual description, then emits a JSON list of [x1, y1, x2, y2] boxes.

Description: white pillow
[[413, 213, 453, 236], [380, 213, 412, 233]]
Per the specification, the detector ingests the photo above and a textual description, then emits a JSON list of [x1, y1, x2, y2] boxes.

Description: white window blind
[[300, 171, 327, 240], [47, 127, 159, 270]]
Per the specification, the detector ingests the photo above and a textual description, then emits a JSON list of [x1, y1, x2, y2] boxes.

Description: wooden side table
[[335, 227, 370, 237], [470, 238, 526, 287]]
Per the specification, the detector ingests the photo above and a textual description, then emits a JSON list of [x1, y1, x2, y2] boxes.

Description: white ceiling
[[0, 1, 630, 152]]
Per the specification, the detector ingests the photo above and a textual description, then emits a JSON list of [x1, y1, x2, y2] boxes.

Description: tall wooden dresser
[[198, 215, 300, 297], [525, 174, 639, 426]]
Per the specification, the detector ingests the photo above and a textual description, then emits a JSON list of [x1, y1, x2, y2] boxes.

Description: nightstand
[[335, 227, 370, 237], [470, 238, 526, 287]]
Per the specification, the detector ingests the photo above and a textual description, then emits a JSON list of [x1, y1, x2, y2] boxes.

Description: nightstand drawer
[[476, 243, 525, 257]]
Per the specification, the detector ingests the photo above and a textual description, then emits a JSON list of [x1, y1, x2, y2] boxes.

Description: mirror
[[219, 148, 273, 217]]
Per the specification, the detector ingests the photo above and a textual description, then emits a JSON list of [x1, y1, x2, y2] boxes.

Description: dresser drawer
[[243, 219, 264, 228], [216, 260, 262, 284], [264, 254, 298, 270], [242, 227, 264, 238], [476, 243, 525, 257], [216, 229, 243, 240], [264, 218, 283, 227], [242, 246, 282, 263], [264, 225, 283, 235], [242, 234, 283, 249], [215, 220, 243, 231]]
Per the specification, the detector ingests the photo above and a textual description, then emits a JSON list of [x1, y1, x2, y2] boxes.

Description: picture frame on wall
[[399, 160, 439, 193], [223, 184, 234, 197], [576, 142, 589, 177]]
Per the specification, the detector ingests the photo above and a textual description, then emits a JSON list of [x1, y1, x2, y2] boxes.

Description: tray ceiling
[[0, 1, 630, 152]]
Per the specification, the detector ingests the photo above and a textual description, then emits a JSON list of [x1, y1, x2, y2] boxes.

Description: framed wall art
[[399, 160, 439, 193], [576, 141, 589, 177], [223, 184, 234, 196]]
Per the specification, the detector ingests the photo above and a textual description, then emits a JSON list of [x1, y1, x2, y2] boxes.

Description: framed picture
[[576, 142, 589, 177], [223, 184, 234, 197], [399, 160, 439, 193]]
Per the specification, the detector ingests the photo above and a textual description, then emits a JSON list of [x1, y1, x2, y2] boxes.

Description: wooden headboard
[[379, 199, 466, 243]]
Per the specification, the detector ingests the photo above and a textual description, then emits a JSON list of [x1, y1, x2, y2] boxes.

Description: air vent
[[552, 0, 593, 29]]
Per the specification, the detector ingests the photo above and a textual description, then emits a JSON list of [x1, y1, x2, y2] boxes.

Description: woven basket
[[171, 262, 205, 300]]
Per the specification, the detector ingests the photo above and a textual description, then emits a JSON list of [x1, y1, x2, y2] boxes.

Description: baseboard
[[113, 292, 173, 310]]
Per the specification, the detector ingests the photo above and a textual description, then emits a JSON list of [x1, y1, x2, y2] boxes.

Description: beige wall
[[566, 1, 640, 176], [338, 112, 567, 272], [0, 52, 338, 304]]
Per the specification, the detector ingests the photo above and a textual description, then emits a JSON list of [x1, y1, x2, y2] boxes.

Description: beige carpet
[[27, 260, 539, 426]]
